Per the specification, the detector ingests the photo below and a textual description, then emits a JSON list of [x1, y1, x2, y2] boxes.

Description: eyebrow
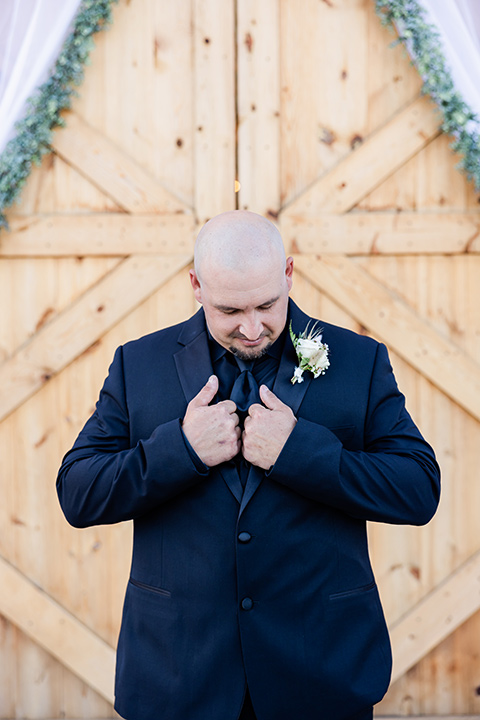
[[214, 295, 280, 312]]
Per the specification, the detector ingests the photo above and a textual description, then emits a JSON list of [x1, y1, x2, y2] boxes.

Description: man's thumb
[[191, 375, 218, 407], [259, 384, 284, 410]]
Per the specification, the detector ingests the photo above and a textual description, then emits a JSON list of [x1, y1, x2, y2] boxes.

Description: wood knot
[[244, 32, 253, 53], [350, 134, 363, 150], [319, 127, 336, 146]]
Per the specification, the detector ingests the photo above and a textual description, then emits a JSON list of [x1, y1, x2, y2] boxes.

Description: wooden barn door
[[1, 1, 479, 717]]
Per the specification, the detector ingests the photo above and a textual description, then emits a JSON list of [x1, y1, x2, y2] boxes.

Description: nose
[[239, 312, 263, 340]]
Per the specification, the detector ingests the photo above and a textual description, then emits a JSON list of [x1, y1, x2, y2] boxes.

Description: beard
[[229, 341, 272, 361]]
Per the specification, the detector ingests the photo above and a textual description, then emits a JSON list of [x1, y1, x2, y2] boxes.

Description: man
[[57, 210, 440, 720]]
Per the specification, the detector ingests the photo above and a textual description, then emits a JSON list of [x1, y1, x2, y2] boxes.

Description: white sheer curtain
[[0, 0, 82, 154], [411, 1, 480, 127]]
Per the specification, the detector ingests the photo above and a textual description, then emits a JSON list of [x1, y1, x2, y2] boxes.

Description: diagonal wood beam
[[1, 213, 196, 257], [294, 254, 480, 422], [0, 555, 115, 703], [52, 112, 188, 214], [389, 549, 480, 683], [284, 95, 441, 216], [281, 211, 480, 255], [0, 253, 192, 422]]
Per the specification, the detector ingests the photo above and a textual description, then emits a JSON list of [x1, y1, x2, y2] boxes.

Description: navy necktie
[[229, 357, 260, 423], [229, 357, 260, 487], [210, 345, 282, 488]]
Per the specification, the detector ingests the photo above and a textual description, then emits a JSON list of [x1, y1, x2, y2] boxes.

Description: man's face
[[190, 257, 294, 360]]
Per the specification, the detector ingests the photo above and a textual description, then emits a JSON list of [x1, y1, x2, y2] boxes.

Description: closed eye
[[214, 296, 279, 314], [258, 302, 276, 311]]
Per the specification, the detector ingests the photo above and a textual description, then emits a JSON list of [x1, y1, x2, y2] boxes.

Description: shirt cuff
[[181, 427, 210, 474]]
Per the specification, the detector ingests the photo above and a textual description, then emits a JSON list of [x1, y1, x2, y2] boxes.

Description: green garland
[[376, 0, 480, 191], [2, 0, 478, 230], [0, 0, 118, 230]]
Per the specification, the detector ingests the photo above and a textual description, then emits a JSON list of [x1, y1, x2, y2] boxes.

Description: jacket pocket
[[329, 580, 376, 601], [129, 577, 171, 597]]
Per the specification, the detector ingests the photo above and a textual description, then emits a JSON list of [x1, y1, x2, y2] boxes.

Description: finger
[[247, 402, 264, 418], [218, 399, 238, 415], [259, 384, 285, 410], [189, 375, 218, 408]]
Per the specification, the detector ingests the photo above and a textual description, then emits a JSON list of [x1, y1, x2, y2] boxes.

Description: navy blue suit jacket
[[57, 300, 440, 720]]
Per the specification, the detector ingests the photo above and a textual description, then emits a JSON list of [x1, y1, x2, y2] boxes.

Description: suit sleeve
[[56, 346, 208, 528], [269, 343, 440, 525]]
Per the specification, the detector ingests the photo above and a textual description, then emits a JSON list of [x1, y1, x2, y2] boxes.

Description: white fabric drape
[[415, 1, 480, 128], [0, 0, 82, 154]]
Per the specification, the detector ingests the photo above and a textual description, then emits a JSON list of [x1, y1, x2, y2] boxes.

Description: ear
[[189, 269, 203, 304], [285, 256, 294, 291]]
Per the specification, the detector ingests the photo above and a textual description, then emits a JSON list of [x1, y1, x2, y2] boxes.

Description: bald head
[[194, 210, 286, 282], [190, 211, 294, 359]]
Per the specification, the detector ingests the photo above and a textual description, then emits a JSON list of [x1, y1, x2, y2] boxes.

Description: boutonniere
[[289, 321, 330, 384]]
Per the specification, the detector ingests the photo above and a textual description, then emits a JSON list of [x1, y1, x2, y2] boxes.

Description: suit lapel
[[238, 465, 263, 516], [239, 300, 315, 516], [272, 325, 312, 416], [174, 309, 212, 403], [218, 465, 244, 505], [174, 310, 244, 505]]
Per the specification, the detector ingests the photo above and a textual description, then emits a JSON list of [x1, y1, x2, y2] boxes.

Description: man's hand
[[242, 385, 297, 470], [182, 375, 241, 467]]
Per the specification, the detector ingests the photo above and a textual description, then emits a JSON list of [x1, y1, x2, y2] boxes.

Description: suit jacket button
[[238, 532, 251, 543], [241, 597, 253, 611]]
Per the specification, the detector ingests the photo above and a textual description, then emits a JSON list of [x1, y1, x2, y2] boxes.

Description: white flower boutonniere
[[289, 320, 330, 385]]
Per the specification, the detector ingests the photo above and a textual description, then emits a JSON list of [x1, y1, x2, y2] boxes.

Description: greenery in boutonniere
[[375, 0, 480, 192]]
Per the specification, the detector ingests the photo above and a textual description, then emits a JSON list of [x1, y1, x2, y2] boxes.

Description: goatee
[[230, 343, 272, 361]]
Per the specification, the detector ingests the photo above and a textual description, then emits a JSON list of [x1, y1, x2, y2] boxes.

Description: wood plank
[[389, 550, 480, 683], [52, 112, 188, 214], [193, 0, 236, 223], [1, 214, 196, 257], [284, 95, 441, 216], [294, 255, 480, 422], [70, 2, 196, 212], [237, 0, 281, 217], [0, 253, 192, 422], [0, 556, 115, 703], [281, 212, 480, 255], [279, 0, 371, 207]]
